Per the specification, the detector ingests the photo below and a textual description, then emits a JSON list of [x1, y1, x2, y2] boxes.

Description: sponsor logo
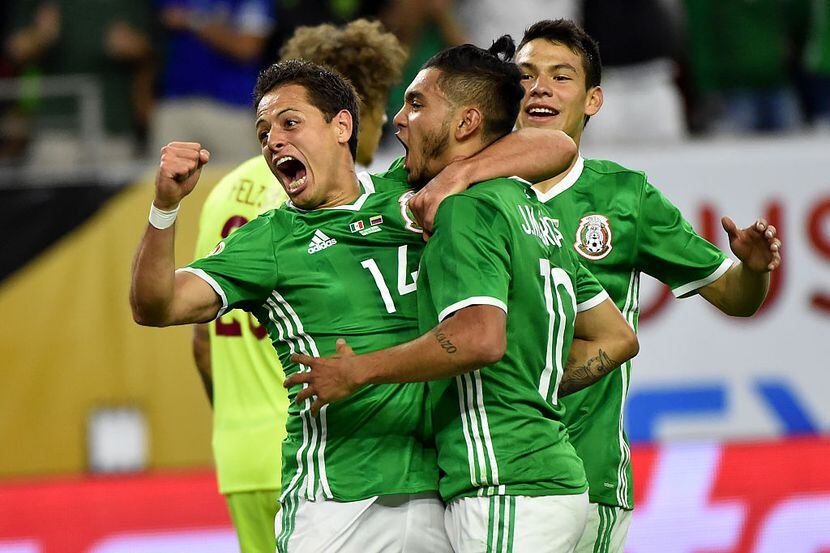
[[349, 221, 365, 233], [574, 214, 612, 260], [307, 229, 337, 253]]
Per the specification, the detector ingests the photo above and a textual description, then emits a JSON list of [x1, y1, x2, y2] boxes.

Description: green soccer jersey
[[417, 177, 609, 503], [193, 155, 288, 495], [536, 156, 731, 509], [187, 172, 437, 503]]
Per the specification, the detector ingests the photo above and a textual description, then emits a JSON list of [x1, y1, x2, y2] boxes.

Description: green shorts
[[226, 489, 280, 553]]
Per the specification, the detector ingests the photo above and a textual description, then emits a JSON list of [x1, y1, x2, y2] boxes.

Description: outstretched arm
[[699, 217, 781, 316], [409, 128, 577, 231], [558, 299, 639, 397], [130, 142, 221, 326], [285, 305, 506, 416]]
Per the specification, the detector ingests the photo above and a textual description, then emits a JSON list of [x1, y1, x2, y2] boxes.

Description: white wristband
[[149, 203, 180, 229]]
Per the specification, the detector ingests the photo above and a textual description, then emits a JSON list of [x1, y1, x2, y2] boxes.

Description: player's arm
[[286, 305, 506, 415], [559, 299, 639, 397], [130, 142, 222, 327], [636, 182, 780, 317], [698, 217, 781, 316], [192, 324, 213, 405], [408, 128, 577, 231]]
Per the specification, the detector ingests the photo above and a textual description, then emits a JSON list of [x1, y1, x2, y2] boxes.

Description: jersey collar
[[286, 171, 375, 212], [532, 155, 584, 203]]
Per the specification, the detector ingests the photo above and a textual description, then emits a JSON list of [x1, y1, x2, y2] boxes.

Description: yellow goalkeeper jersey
[[194, 155, 288, 494]]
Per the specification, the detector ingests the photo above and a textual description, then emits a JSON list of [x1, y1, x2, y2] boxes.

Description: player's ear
[[455, 107, 483, 141], [334, 109, 354, 146], [584, 86, 603, 118]]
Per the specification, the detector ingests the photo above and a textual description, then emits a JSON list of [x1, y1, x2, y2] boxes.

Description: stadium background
[[1, 1, 829, 552]]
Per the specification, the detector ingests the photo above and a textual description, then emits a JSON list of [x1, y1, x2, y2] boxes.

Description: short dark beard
[[408, 119, 451, 190]]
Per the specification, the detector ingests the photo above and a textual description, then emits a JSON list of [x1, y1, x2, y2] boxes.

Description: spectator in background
[[5, 0, 152, 165], [456, 0, 578, 50], [152, 0, 274, 165], [267, 0, 387, 62], [804, 0, 830, 131], [685, 0, 807, 134], [380, 0, 468, 132], [580, 0, 687, 144]]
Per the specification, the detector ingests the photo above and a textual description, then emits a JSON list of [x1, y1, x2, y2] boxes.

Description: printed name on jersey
[[574, 214, 613, 260], [307, 229, 337, 253], [207, 241, 226, 257], [518, 204, 563, 248], [398, 191, 424, 234]]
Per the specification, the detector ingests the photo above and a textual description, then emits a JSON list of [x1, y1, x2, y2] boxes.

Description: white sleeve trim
[[671, 258, 735, 298], [576, 290, 610, 312], [438, 296, 508, 323], [176, 267, 229, 319]]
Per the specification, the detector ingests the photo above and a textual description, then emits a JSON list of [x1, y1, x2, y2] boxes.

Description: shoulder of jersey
[[583, 158, 647, 181], [459, 176, 528, 202], [366, 170, 410, 193]]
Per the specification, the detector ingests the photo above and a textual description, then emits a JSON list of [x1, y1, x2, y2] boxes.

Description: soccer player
[[192, 21, 572, 550], [190, 20, 408, 552], [511, 20, 782, 553], [132, 59, 577, 551], [286, 39, 640, 552]]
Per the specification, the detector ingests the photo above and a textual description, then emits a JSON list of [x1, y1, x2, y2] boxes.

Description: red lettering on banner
[[756, 202, 783, 315], [639, 285, 673, 324], [698, 203, 721, 245], [808, 198, 830, 314], [628, 438, 830, 553]]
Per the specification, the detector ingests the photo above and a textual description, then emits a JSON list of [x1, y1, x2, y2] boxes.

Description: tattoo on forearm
[[433, 330, 458, 354], [560, 349, 621, 397]]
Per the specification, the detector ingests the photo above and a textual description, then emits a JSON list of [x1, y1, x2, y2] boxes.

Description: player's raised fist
[[154, 142, 211, 209]]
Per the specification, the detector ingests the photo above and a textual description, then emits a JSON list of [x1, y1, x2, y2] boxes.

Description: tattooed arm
[[286, 305, 506, 415], [558, 299, 639, 398]]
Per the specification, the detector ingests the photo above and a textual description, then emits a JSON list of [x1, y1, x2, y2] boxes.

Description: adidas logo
[[307, 229, 337, 254]]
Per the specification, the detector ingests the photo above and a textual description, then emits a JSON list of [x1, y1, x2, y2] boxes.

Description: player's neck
[[533, 154, 580, 195], [317, 164, 361, 209]]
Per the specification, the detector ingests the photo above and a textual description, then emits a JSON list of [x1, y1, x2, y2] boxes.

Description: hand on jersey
[[154, 142, 210, 210], [409, 160, 470, 236], [721, 216, 782, 272], [285, 339, 363, 417]]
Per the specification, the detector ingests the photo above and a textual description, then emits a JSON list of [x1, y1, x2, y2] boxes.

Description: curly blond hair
[[279, 19, 407, 112]]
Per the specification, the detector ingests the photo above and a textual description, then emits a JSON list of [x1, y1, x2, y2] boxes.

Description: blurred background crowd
[[1, 0, 829, 176]]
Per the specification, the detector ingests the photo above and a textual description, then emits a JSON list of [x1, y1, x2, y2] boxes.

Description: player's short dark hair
[[518, 19, 602, 90], [253, 59, 360, 159], [422, 36, 524, 142]]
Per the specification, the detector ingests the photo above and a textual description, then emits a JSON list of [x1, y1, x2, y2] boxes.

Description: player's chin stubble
[[410, 121, 451, 190]]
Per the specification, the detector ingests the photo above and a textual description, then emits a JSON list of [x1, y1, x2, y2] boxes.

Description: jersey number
[[539, 258, 577, 404], [361, 245, 418, 314]]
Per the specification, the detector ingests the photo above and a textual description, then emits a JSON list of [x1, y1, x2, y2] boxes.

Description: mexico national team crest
[[574, 214, 613, 260]]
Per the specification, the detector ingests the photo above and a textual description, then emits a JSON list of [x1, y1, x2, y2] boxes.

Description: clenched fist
[[154, 142, 210, 209]]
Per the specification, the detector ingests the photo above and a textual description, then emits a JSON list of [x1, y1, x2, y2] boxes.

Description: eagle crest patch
[[574, 214, 612, 260]]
